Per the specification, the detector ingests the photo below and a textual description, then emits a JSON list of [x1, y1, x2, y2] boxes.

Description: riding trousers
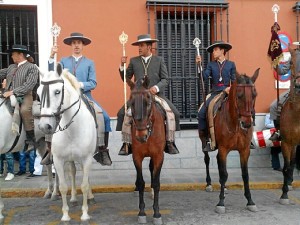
[[198, 92, 221, 131], [85, 92, 112, 132], [20, 92, 34, 131]]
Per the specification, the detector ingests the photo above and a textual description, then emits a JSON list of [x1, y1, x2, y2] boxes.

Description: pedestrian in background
[[15, 147, 37, 178], [0, 152, 15, 181]]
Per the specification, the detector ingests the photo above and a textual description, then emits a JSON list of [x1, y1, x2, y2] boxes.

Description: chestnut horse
[[202, 69, 259, 214], [279, 48, 300, 204], [126, 76, 165, 225]]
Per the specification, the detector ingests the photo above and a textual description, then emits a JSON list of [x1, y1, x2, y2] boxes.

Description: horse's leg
[[80, 157, 92, 221], [215, 149, 228, 214], [54, 159, 70, 221], [87, 179, 96, 205], [203, 151, 213, 192], [69, 162, 78, 206], [280, 143, 293, 204], [151, 157, 163, 225], [0, 191, 3, 220], [43, 164, 54, 199], [133, 158, 146, 224], [240, 149, 257, 212], [149, 159, 154, 199], [50, 165, 60, 201]]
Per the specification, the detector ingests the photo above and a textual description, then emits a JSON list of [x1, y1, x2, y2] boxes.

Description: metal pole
[[193, 37, 206, 106], [119, 31, 129, 110], [50, 23, 61, 72]]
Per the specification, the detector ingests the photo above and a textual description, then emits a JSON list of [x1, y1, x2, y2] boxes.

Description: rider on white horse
[[42, 32, 112, 166], [0, 44, 39, 151]]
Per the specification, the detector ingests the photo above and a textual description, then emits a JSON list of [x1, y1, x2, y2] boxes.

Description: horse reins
[[39, 79, 81, 131], [131, 89, 154, 141]]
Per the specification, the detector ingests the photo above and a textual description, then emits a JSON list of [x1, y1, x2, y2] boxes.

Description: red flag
[[267, 22, 283, 68]]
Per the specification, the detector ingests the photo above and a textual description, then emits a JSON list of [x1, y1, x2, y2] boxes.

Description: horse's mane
[[61, 69, 81, 94]]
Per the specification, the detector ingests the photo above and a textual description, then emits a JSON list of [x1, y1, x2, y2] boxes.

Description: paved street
[[1, 189, 300, 225]]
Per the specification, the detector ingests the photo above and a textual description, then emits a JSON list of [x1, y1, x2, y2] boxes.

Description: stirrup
[[269, 132, 281, 141], [40, 151, 53, 165], [202, 142, 213, 152]]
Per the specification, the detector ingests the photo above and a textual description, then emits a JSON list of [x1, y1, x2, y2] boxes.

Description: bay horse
[[37, 64, 96, 221], [202, 69, 259, 214], [0, 90, 56, 220], [279, 48, 300, 204], [126, 76, 165, 225]]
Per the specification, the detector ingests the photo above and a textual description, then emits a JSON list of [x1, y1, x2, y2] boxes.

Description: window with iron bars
[[0, 6, 38, 88], [146, 0, 229, 126]]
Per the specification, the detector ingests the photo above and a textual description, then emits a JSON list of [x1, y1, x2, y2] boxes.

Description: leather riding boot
[[269, 119, 281, 141], [164, 141, 179, 154], [93, 132, 112, 166], [93, 146, 112, 166], [25, 130, 38, 152], [198, 130, 212, 152], [118, 143, 132, 156], [40, 141, 53, 165]]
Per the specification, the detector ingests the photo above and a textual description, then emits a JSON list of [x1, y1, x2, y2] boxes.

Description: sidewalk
[[1, 167, 299, 198]]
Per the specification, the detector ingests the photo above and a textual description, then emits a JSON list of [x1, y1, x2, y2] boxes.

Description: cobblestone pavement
[[1, 189, 300, 225]]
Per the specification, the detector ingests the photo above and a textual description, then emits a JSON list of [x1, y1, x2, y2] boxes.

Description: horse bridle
[[131, 89, 154, 141], [235, 83, 255, 125], [39, 79, 81, 131]]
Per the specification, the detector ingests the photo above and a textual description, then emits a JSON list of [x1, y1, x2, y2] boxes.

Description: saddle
[[207, 91, 227, 150], [122, 96, 176, 143]]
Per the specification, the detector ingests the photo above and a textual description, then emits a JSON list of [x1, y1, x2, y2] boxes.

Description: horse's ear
[[251, 68, 260, 83], [143, 75, 150, 89], [126, 78, 135, 90], [57, 63, 63, 76]]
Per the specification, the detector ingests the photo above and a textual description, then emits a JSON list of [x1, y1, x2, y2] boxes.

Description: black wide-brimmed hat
[[6, 44, 33, 56], [132, 34, 158, 46], [206, 41, 232, 53], [63, 32, 92, 45]]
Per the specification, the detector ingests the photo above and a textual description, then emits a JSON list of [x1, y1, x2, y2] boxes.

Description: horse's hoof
[[153, 217, 163, 225], [43, 193, 51, 199], [61, 215, 71, 221], [215, 206, 225, 214], [88, 198, 97, 205], [51, 194, 60, 201], [247, 205, 258, 212], [205, 185, 213, 192], [81, 214, 90, 221], [138, 216, 147, 224], [288, 185, 293, 191], [279, 198, 290, 205]]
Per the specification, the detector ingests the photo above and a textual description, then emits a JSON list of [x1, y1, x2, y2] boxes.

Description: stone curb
[[2, 181, 300, 198]]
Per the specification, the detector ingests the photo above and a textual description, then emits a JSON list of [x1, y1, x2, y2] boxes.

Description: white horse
[[37, 64, 97, 222], [0, 94, 57, 220]]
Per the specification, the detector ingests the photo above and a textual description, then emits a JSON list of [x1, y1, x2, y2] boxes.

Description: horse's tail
[[296, 145, 300, 171]]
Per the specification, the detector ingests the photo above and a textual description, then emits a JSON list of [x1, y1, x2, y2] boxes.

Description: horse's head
[[289, 48, 300, 95], [127, 76, 153, 143], [232, 68, 259, 130], [37, 63, 81, 134]]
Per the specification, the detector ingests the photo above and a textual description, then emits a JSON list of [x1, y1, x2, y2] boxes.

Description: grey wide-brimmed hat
[[206, 41, 232, 53], [6, 44, 33, 56], [63, 32, 92, 45], [132, 34, 158, 46]]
